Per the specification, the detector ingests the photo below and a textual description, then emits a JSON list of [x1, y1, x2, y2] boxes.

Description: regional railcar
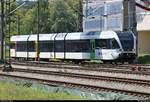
[[10, 31, 136, 63]]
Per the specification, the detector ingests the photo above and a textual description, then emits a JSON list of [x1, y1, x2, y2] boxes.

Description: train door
[[95, 47, 102, 59], [90, 39, 95, 60], [95, 39, 108, 60]]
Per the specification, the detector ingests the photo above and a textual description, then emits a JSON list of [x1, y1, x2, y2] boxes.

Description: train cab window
[[110, 39, 120, 49], [96, 39, 109, 49], [40, 41, 53, 52], [96, 39, 120, 49]]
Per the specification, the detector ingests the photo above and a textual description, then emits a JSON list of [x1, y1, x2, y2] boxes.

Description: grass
[[138, 54, 150, 64], [0, 82, 85, 100]]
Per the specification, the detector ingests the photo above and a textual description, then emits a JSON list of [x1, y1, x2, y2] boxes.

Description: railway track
[[4, 59, 148, 70], [10, 64, 150, 81], [0, 72, 149, 99], [11, 68, 150, 86], [0, 64, 150, 99], [8, 60, 150, 76]]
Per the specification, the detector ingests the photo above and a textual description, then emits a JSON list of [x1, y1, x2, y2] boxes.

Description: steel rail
[[11, 68, 150, 86], [9, 62, 150, 76], [0, 72, 149, 99]]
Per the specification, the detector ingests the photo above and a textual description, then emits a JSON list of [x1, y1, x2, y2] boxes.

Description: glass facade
[[83, 0, 148, 32], [107, 16, 122, 30], [106, 2, 122, 15], [83, 0, 123, 32], [86, 6, 104, 17], [84, 19, 104, 30]]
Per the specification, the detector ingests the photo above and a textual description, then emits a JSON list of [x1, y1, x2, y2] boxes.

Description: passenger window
[[66, 40, 90, 52], [16, 41, 27, 52], [55, 40, 64, 52], [28, 41, 35, 52], [40, 41, 53, 52]]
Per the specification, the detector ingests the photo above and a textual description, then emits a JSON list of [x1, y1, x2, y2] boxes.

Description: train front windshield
[[117, 32, 134, 51], [95, 39, 120, 49]]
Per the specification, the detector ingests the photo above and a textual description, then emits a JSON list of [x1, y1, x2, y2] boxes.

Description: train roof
[[11, 35, 30, 41], [11, 34, 57, 41], [11, 31, 120, 41], [66, 31, 118, 40]]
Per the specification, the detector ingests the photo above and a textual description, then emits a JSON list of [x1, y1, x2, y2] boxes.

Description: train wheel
[[113, 61, 118, 65], [73, 60, 81, 64], [128, 60, 134, 64], [128, 61, 132, 64], [102, 61, 107, 64], [121, 61, 125, 64]]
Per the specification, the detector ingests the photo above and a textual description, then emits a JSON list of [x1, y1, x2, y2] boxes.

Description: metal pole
[[79, 0, 83, 32], [36, 0, 40, 62], [85, 0, 88, 18], [123, 0, 138, 61], [17, 14, 20, 35], [129, 0, 138, 58], [1, 0, 13, 71], [1, 0, 5, 62], [123, 0, 129, 31], [8, 1, 11, 64], [5, 0, 7, 61]]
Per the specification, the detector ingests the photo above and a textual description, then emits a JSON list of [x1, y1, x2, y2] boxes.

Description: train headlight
[[117, 49, 122, 52], [132, 49, 136, 52]]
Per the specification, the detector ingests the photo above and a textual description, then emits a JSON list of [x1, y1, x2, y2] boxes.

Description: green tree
[[4, 0, 83, 38], [50, 0, 80, 33]]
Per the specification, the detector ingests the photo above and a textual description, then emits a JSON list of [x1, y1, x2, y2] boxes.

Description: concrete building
[[83, 0, 150, 54]]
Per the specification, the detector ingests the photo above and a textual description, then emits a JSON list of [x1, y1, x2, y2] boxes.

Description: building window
[[107, 2, 122, 15], [85, 19, 104, 30], [107, 17, 121, 29]]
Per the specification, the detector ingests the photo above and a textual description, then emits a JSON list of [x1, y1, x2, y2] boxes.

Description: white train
[[10, 31, 136, 63]]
